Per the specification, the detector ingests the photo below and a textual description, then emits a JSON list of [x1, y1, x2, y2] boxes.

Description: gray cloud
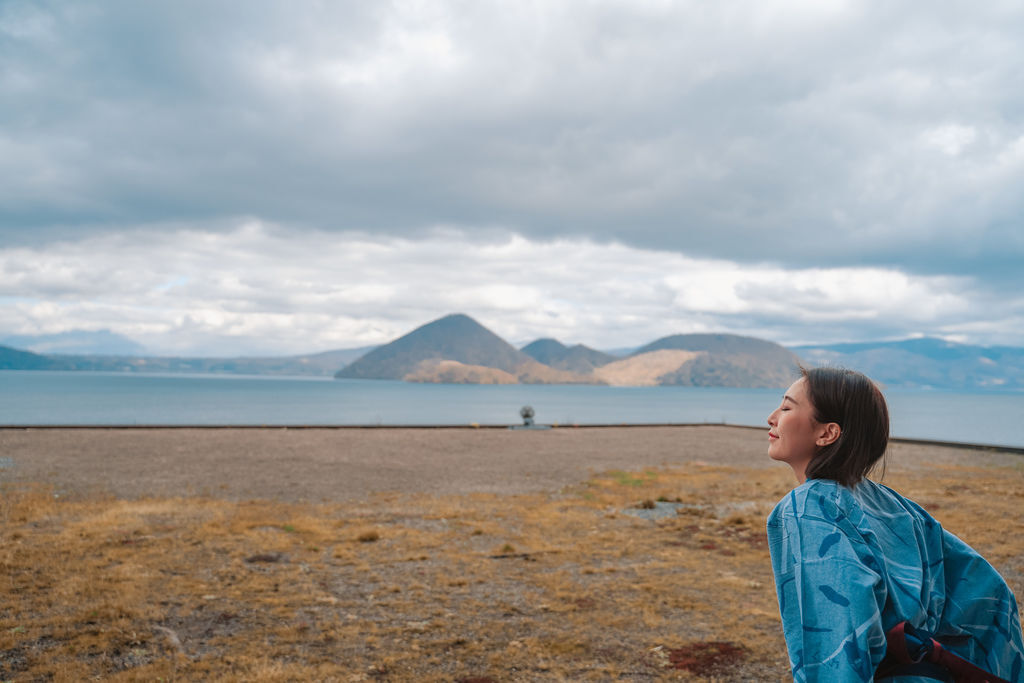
[[2, 1, 1024, 278]]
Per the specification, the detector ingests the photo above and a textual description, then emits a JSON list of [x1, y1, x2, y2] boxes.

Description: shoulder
[[768, 479, 855, 527], [849, 480, 941, 533], [767, 480, 883, 570]]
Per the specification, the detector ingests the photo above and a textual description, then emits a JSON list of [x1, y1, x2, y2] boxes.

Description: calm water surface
[[1, 371, 1022, 448]]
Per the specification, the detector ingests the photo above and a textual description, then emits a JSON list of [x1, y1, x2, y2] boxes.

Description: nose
[[767, 408, 778, 426]]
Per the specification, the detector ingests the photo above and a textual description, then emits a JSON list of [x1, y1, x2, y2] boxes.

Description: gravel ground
[[2, 425, 1019, 502]]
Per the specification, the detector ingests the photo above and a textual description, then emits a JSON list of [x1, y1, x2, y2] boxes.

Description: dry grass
[[592, 351, 703, 387], [2, 460, 1023, 682]]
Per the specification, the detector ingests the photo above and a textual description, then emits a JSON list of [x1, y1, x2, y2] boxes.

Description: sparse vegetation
[[603, 469, 659, 487], [1, 461, 1021, 681]]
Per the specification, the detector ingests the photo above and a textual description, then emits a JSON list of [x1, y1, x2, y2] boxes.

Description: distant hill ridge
[[636, 333, 793, 357], [795, 338, 1024, 390], [2, 330, 147, 356], [0, 346, 376, 377], [520, 338, 616, 374], [0, 345, 67, 370], [636, 333, 801, 388]]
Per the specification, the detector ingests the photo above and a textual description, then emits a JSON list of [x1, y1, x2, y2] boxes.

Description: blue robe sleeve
[[938, 530, 1024, 679], [769, 494, 888, 681]]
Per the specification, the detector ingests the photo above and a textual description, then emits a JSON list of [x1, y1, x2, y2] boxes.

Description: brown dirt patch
[[668, 641, 745, 674]]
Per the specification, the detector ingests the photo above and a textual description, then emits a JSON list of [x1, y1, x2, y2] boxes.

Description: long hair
[[802, 366, 889, 487]]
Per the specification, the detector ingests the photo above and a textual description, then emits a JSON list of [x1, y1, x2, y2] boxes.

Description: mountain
[[337, 313, 528, 379], [2, 330, 147, 356], [793, 338, 1024, 390], [630, 333, 802, 388], [336, 314, 597, 384], [0, 345, 69, 370], [520, 338, 617, 373]]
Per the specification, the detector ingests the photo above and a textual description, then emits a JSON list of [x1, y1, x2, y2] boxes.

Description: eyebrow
[[783, 394, 799, 405]]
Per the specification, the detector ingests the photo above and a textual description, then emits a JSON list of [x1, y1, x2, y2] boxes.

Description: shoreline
[[4, 422, 1023, 455]]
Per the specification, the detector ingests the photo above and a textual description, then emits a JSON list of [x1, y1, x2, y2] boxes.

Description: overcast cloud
[[1, 1, 1022, 354]]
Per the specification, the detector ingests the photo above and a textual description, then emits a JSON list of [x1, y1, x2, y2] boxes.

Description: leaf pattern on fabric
[[992, 613, 1012, 641], [818, 532, 841, 557], [843, 638, 873, 680], [777, 575, 794, 613], [817, 495, 839, 522], [818, 584, 851, 607]]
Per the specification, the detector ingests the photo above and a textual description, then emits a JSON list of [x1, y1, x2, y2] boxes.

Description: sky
[[1, 0, 1023, 356]]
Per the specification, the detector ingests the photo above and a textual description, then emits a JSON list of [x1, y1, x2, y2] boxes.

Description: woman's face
[[767, 377, 827, 481]]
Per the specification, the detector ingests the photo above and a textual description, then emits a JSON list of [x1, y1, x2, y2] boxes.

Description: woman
[[766, 366, 1024, 682]]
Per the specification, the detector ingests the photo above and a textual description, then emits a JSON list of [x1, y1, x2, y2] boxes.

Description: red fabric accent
[[877, 621, 1011, 683], [885, 621, 914, 663], [927, 639, 1011, 683]]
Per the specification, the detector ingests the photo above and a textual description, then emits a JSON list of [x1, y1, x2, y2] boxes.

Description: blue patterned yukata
[[767, 478, 1024, 682]]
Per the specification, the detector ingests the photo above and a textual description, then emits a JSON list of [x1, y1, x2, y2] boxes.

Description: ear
[[816, 422, 841, 447]]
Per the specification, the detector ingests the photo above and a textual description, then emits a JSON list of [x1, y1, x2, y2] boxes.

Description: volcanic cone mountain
[[336, 313, 593, 383]]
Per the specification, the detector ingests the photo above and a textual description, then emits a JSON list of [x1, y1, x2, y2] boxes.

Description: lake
[[1, 371, 1022, 448]]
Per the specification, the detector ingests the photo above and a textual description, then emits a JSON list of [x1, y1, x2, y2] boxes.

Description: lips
[[768, 431, 779, 441]]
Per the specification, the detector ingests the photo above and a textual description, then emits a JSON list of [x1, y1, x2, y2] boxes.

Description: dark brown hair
[[801, 366, 889, 487]]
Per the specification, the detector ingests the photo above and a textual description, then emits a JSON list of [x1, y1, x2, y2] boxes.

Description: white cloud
[[920, 124, 977, 156], [0, 223, 1013, 356]]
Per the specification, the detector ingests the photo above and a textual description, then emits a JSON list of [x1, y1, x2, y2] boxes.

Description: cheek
[[780, 414, 808, 440]]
